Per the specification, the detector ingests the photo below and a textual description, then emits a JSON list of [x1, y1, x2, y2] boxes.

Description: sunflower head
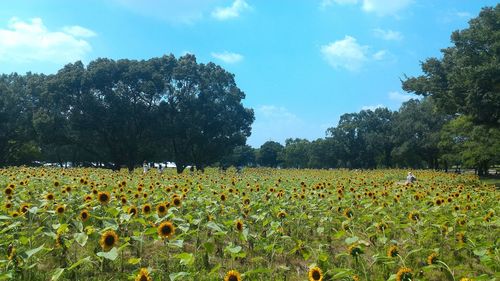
[[20, 203, 30, 213], [56, 205, 65, 215], [7, 244, 15, 260], [427, 252, 438, 265], [129, 206, 138, 217], [387, 245, 399, 258], [343, 208, 354, 218], [173, 197, 181, 207], [46, 193, 55, 200], [98, 191, 110, 204], [157, 221, 175, 239], [80, 209, 90, 222], [4, 187, 13, 196], [348, 244, 363, 257], [156, 203, 167, 217], [135, 268, 152, 281], [142, 204, 152, 214], [396, 267, 412, 281], [99, 230, 119, 251], [235, 220, 244, 232], [277, 210, 287, 219], [308, 266, 323, 281], [224, 270, 242, 281]]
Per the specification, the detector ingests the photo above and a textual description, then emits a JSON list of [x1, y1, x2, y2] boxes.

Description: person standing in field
[[406, 172, 416, 184], [143, 161, 149, 174]]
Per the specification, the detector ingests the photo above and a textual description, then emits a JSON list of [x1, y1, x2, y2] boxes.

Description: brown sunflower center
[[161, 225, 172, 235], [158, 206, 166, 212], [312, 270, 321, 280], [144, 206, 151, 212], [139, 275, 148, 281], [81, 212, 88, 219], [104, 234, 115, 246], [99, 194, 109, 202], [228, 275, 238, 281]]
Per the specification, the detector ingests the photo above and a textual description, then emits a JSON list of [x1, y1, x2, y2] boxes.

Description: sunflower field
[[0, 167, 498, 281]]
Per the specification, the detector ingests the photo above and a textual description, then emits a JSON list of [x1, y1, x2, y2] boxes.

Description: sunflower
[[395, 267, 412, 281], [459, 278, 473, 281], [427, 252, 438, 265], [456, 232, 465, 244], [308, 266, 323, 281], [80, 209, 90, 222], [20, 203, 30, 213], [352, 275, 360, 281], [377, 222, 388, 232], [5, 201, 12, 209], [56, 205, 65, 215], [408, 211, 419, 222], [343, 208, 354, 218], [142, 204, 152, 214], [157, 221, 175, 239], [156, 203, 167, 217], [128, 206, 138, 217], [277, 210, 287, 219], [135, 268, 152, 281], [235, 220, 244, 232], [220, 193, 227, 201], [7, 244, 15, 260], [98, 191, 110, 204], [45, 193, 55, 201], [173, 197, 182, 207], [224, 270, 242, 281], [387, 245, 399, 257], [4, 187, 13, 196], [99, 230, 119, 251], [11, 211, 20, 218], [348, 244, 363, 257], [84, 194, 93, 202]]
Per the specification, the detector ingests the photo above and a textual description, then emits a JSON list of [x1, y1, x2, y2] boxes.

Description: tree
[[156, 54, 254, 173], [257, 141, 284, 167], [282, 138, 311, 168], [439, 116, 500, 175], [391, 98, 448, 169], [402, 5, 500, 127]]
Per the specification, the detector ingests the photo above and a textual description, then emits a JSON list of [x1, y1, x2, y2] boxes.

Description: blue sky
[[0, 0, 496, 147]]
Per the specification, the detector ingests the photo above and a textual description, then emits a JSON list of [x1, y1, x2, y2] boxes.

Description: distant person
[[143, 161, 149, 174], [159, 163, 164, 174], [406, 172, 417, 184]]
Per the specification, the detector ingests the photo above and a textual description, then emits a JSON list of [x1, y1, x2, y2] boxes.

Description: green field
[[1, 167, 498, 281]]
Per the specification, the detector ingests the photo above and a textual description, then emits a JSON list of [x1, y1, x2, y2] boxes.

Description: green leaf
[[206, 221, 223, 232], [203, 242, 215, 254], [51, 268, 64, 281], [0, 273, 13, 280], [225, 245, 242, 254], [473, 249, 487, 257], [169, 272, 190, 281], [67, 256, 91, 271], [168, 240, 184, 248], [345, 236, 359, 244], [175, 252, 194, 266], [96, 247, 118, 261], [74, 233, 88, 247], [25, 244, 45, 259], [128, 258, 141, 265]]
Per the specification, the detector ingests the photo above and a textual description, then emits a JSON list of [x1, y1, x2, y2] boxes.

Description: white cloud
[[362, 0, 412, 16], [321, 0, 358, 8], [373, 28, 403, 41], [322, 0, 412, 16], [362, 104, 385, 111], [114, 0, 217, 24], [0, 17, 94, 64], [211, 51, 243, 64], [321, 36, 368, 72], [62, 26, 96, 38], [372, 50, 387, 60], [321, 36, 387, 72], [388, 91, 415, 103], [211, 0, 251, 21]]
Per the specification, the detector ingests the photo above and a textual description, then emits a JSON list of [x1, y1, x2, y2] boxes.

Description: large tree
[[402, 4, 500, 126]]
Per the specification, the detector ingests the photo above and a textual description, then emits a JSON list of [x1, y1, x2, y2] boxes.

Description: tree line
[[0, 5, 498, 174], [223, 5, 499, 175], [0, 54, 254, 173]]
